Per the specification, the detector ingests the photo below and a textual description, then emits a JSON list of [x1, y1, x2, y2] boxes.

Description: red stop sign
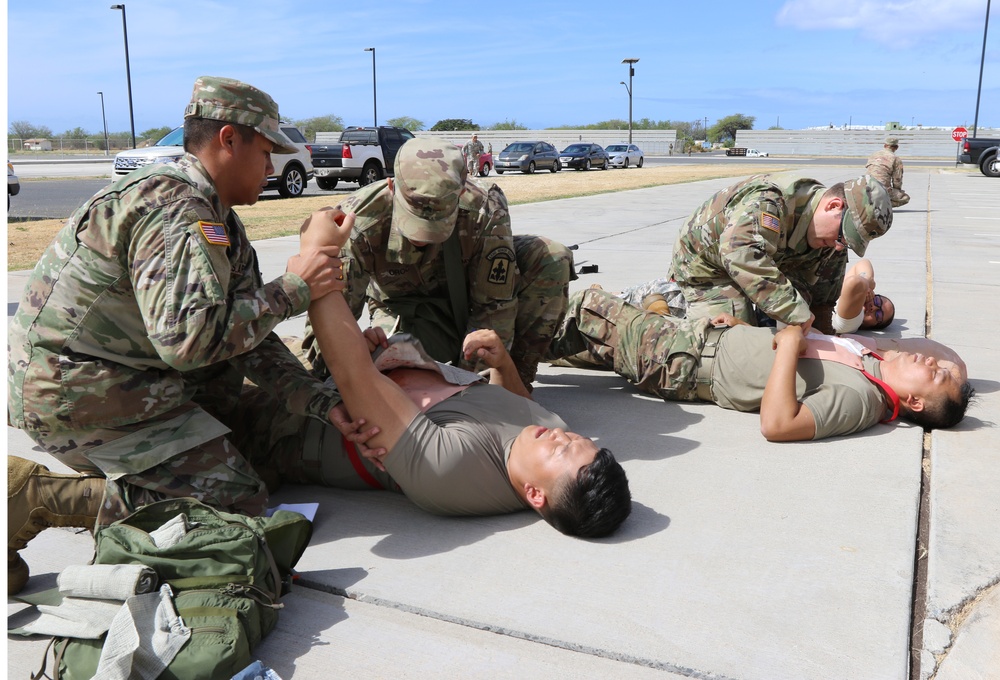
[[952, 127, 968, 142]]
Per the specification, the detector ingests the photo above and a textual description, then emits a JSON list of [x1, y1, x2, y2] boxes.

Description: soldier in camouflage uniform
[[7, 76, 344, 594], [547, 287, 972, 441], [462, 133, 485, 177], [866, 137, 910, 207], [303, 137, 574, 391], [668, 174, 893, 333]]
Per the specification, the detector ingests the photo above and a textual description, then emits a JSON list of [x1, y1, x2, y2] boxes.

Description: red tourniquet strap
[[861, 351, 899, 423], [343, 436, 385, 490]]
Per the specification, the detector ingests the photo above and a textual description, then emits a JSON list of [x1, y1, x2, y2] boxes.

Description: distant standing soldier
[[668, 173, 892, 332], [463, 133, 485, 177], [866, 136, 910, 207], [303, 137, 574, 392]]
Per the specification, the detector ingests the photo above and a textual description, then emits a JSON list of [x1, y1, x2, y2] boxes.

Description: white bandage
[[831, 307, 865, 334]]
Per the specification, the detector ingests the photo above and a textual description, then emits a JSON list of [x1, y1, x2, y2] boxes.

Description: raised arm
[[301, 209, 419, 452]]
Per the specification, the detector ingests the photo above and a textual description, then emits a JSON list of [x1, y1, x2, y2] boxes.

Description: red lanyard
[[861, 351, 899, 423]]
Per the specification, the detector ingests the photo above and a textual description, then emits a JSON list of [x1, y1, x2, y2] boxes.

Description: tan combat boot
[[8, 456, 105, 595], [642, 293, 671, 316]]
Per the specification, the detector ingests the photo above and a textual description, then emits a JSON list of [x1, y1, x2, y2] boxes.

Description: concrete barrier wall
[[316, 127, 999, 159], [733, 128, 1000, 159]]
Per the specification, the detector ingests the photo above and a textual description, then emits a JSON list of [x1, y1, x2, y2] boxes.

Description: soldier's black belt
[[695, 325, 728, 402]]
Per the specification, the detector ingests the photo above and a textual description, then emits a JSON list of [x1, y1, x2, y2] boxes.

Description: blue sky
[[6, 0, 998, 136]]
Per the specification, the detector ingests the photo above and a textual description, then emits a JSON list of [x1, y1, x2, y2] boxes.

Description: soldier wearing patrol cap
[[866, 136, 910, 207], [668, 173, 892, 334], [7, 76, 344, 595], [303, 137, 575, 392]]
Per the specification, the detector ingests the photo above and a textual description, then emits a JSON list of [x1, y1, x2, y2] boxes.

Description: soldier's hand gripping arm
[[301, 208, 420, 454], [760, 325, 817, 442]]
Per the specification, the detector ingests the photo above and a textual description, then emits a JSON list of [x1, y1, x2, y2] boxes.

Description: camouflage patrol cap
[[841, 175, 892, 256], [184, 76, 297, 154], [391, 138, 468, 243], [884, 136, 899, 147]]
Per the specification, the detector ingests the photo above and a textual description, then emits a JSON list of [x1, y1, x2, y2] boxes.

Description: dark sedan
[[559, 143, 609, 171], [495, 141, 561, 174]]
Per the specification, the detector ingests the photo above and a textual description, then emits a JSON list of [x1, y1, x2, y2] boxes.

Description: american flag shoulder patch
[[199, 221, 230, 246], [760, 212, 781, 233]]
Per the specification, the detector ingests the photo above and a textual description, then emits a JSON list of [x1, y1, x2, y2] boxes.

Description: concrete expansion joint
[[923, 576, 1000, 679], [297, 578, 739, 679]]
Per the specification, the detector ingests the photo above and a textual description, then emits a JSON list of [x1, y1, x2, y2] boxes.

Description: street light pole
[[364, 47, 377, 127], [619, 81, 631, 136], [972, 0, 991, 138], [621, 58, 639, 144], [110, 4, 136, 149], [98, 91, 110, 157]]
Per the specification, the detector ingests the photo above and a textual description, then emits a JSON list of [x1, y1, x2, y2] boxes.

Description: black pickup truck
[[311, 126, 415, 190], [958, 136, 1000, 177]]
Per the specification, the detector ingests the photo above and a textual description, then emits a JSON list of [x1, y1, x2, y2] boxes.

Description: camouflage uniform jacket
[[866, 149, 904, 191], [8, 154, 339, 435], [670, 174, 844, 325], [341, 178, 517, 370]]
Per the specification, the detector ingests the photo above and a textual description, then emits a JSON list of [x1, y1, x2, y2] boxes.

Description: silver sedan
[[605, 143, 644, 168]]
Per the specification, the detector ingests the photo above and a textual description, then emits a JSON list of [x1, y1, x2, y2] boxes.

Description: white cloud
[[775, 0, 990, 46]]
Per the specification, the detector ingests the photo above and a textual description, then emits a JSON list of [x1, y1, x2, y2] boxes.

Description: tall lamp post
[[972, 0, 991, 138], [619, 81, 631, 136], [97, 91, 110, 157], [621, 58, 639, 144], [110, 4, 136, 149], [364, 47, 377, 127]]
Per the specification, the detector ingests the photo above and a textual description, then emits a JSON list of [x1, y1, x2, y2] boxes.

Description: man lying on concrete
[[548, 288, 973, 442], [230, 207, 632, 539]]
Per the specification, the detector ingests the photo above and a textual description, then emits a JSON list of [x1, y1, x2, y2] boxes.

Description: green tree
[[61, 126, 90, 139], [295, 115, 345, 142], [386, 116, 425, 131], [431, 118, 479, 131], [709, 114, 755, 144], [9, 120, 53, 139], [768, 125, 784, 130], [488, 119, 527, 131], [138, 126, 173, 145]]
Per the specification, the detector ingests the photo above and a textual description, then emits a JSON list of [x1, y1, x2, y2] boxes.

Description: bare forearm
[[308, 292, 417, 450], [760, 335, 815, 441]]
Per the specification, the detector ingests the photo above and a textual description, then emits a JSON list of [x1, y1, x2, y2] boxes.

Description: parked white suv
[[113, 123, 314, 198]]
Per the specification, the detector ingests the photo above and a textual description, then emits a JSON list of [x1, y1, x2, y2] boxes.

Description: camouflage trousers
[[27, 402, 269, 528], [674, 277, 757, 326], [547, 288, 713, 402]]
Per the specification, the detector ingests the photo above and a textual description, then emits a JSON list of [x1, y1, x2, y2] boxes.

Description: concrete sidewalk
[[8, 169, 999, 679]]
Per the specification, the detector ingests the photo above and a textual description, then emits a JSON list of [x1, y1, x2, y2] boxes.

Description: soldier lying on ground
[[302, 138, 574, 392], [254, 208, 630, 538], [547, 287, 973, 442]]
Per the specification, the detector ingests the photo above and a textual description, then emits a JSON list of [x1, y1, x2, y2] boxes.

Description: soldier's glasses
[[870, 294, 885, 324]]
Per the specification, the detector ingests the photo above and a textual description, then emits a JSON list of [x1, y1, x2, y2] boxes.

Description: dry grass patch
[[7, 163, 777, 271]]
